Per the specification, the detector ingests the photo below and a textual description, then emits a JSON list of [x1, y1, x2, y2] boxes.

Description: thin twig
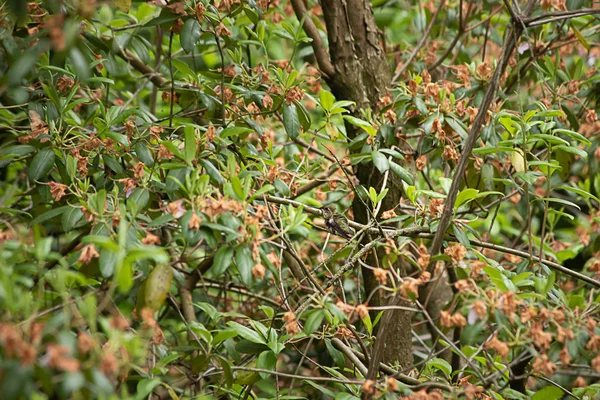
[[261, 195, 600, 288], [330, 338, 368, 376], [392, 0, 447, 81], [524, 8, 600, 27]]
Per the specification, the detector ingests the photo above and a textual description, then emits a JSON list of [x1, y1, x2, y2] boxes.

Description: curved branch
[[290, 0, 336, 78]]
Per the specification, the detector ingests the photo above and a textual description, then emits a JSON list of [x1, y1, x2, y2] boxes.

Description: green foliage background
[[1, 0, 600, 399]]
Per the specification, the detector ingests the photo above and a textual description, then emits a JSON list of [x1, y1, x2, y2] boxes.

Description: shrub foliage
[[1, 0, 600, 399]]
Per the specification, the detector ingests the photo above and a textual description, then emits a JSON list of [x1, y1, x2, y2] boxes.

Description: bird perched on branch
[[321, 206, 355, 240]]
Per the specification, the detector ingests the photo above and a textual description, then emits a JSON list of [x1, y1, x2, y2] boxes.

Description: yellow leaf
[[572, 27, 590, 51], [325, 123, 338, 140], [115, 0, 132, 12], [511, 148, 526, 173], [137, 264, 173, 312]]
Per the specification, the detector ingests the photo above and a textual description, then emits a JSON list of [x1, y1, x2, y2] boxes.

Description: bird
[[321, 206, 355, 240]]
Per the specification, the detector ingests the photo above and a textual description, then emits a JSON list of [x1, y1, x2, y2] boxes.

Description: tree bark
[[320, 0, 413, 369]]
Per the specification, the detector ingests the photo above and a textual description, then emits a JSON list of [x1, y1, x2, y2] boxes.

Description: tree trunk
[[320, 0, 413, 369]]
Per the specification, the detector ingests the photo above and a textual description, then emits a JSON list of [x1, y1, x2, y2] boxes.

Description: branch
[[195, 281, 281, 307], [179, 255, 214, 325], [428, 0, 470, 72], [330, 338, 368, 376], [428, 0, 537, 260], [392, 0, 446, 81], [293, 165, 340, 198], [290, 0, 336, 78], [331, 338, 453, 391], [260, 195, 600, 289], [117, 48, 167, 88], [523, 8, 600, 27], [415, 233, 600, 289]]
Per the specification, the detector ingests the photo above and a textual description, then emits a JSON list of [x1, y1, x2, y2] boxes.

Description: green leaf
[[235, 339, 269, 355], [371, 151, 389, 173], [181, 19, 201, 53], [212, 245, 234, 277], [304, 309, 324, 335], [137, 264, 173, 311], [117, 259, 134, 293], [544, 271, 556, 295], [69, 47, 90, 83], [235, 247, 253, 285], [572, 26, 590, 51], [0, 145, 36, 157], [29, 148, 55, 181], [426, 357, 452, 377], [553, 128, 591, 146], [99, 250, 118, 278], [103, 155, 124, 175], [361, 311, 373, 335], [389, 161, 414, 185], [304, 381, 337, 398], [295, 100, 311, 132], [532, 386, 563, 400], [446, 117, 469, 140], [555, 144, 587, 159], [484, 266, 514, 292], [200, 159, 225, 185], [61, 206, 83, 232], [31, 205, 69, 225], [160, 141, 185, 161], [536, 197, 581, 210], [227, 321, 266, 344], [249, 184, 274, 201], [455, 188, 479, 209], [319, 90, 335, 111], [127, 188, 150, 211], [220, 126, 254, 138], [556, 185, 600, 203], [527, 134, 569, 146], [413, 96, 428, 115], [6, 49, 39, 85], [452, 224, 470, 249], [256, 351, 277, 379], [283, 103, 300, 139], [135, 142, 155, 166], [184, 125, 196, 163], [379, 148, 405, 159], [343, 115, 377, 136]]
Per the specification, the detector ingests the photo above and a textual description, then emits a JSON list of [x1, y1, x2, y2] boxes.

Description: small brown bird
[[321, 206, 355, 240]]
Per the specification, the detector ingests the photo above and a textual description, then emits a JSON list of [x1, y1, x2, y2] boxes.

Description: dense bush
[[1, 0, 600, 399]]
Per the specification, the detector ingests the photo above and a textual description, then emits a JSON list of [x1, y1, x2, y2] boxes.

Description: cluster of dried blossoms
[[0, 313, 142, 379], [282, 310, 300, 336]]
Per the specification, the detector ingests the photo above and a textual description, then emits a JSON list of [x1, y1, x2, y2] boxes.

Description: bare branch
[[118, 48, 167, 88], [428, 0, 537, 261], [392, 0, 447, 81], [524, 8, 600, 27], [290, 0, 336, 78]]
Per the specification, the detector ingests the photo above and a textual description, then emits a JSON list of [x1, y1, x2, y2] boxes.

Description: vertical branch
[[428, 1, 538, 259], [290, 0, 335, 77], [213, 30, 227, 126], [168, 31, 175, 128], [150, 26, 163, 115]]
